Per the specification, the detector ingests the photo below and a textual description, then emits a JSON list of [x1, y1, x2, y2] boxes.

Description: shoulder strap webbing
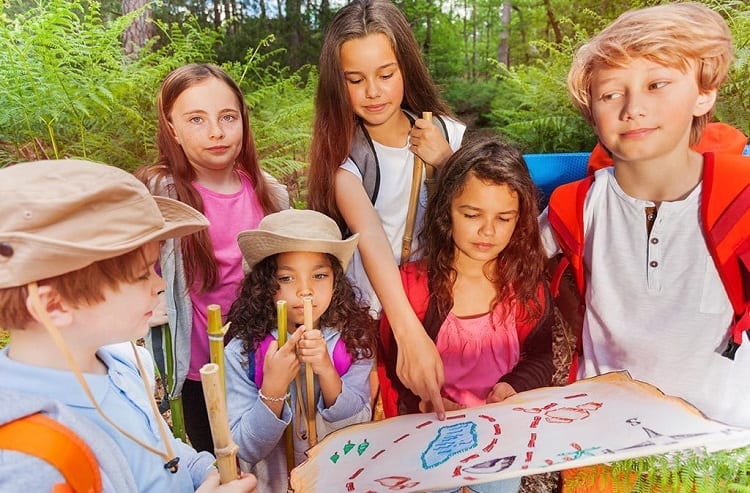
[[250, 335, 352, 388], [0, 413, 102, 493], [350, 120, 381, 205], [547, 176, 595, 298], [700, 152, 750, 359], [547, 176, 594, 383], [349, 110, 450, 205]]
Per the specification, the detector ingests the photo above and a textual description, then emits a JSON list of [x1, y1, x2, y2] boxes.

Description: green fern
[[564, 446, 750, 493], [0, 0, 313, 188]]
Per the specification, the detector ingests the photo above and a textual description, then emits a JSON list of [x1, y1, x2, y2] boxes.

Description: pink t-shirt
[[436, 303, 520, 407], [187, 173, 263, 381]]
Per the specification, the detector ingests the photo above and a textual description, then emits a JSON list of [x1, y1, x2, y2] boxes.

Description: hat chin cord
[[26, 282, 180, 473]]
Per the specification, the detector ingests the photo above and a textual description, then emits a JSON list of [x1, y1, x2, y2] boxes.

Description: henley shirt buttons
[[649, 261, 658, 268], [650, 238, 659, 244]]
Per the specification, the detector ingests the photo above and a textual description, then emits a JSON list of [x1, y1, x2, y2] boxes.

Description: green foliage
[[0, 0, 311, 182], [442, 78, 501, 126], [566, 446, 750, 493], [714, 0, 750, 137], [476, 2, 750, 153], [483, 34, 597, 153], [223, 35, 314, 180]]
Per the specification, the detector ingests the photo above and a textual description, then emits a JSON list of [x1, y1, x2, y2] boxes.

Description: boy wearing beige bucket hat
[[0, 159, 256, 492], [223, 209, 378, 491]]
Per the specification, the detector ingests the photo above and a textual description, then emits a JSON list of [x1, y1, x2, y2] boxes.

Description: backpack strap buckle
[[721, 304, 750, 360]]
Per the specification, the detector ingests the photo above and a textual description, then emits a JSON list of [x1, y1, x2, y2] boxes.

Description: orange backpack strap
[[547, 176, 595, 383], [547, 175, 594, 298], [701, 152, 750, 359], [0, 413, 102, 493]]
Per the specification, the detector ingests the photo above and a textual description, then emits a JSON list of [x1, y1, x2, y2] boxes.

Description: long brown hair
[[307, 0, 454, 226], [136, 63, 282, 291], [420, 137, 546, 321]]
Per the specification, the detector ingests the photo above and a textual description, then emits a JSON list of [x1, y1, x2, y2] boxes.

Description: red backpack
[[548, 152, 750, 381]]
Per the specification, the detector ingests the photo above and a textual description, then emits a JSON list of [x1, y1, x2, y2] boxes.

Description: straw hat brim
[[237, 230, 359, 271], [0, 196, 208, 288]]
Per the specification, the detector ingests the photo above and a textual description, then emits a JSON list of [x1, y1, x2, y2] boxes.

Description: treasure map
[[290, 371, 750, 492]]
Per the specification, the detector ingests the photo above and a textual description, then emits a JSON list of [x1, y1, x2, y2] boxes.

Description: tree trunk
[[213, 0, 221, 28], [471, 2, 477, 80], [462, 0, 469, 79], [121, 0, 153, 56], [498, 0, 511, 67], [423, 0, 433, 57], [543, 0, 562, 44], [286, 0, 302, 68], [318, 0, 331, 29]]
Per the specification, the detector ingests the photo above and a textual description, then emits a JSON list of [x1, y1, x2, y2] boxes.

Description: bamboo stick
[[276, 300, 296, 479], [303, 296, 317, 447], [401, 111, 433, 264], [161, 322, 186, 441], [200, 363, 239, 484], [206, 304, 227, 397]]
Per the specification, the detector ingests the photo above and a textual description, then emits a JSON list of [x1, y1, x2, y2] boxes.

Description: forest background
[[1, 0, 749, 206], [1, 1, 750, 490]]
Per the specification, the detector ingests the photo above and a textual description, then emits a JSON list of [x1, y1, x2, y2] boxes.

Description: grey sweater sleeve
[[224, 338, 293, 465]]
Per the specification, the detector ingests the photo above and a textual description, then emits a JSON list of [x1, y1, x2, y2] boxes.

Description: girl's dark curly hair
[[418, 136, 546, 322], [226, 253, 377, 362]]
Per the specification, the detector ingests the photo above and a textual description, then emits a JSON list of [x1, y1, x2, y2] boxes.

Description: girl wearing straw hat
[[224, 209, 377, 492]]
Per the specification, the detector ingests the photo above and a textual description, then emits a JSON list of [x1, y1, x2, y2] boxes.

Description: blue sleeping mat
[[526, 145, 750, 208]]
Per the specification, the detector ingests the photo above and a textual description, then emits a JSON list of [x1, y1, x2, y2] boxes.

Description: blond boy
[[541, 2, 749, 428]]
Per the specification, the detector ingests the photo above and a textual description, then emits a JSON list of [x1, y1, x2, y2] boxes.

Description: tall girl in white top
[[307, 0, 465, 418]]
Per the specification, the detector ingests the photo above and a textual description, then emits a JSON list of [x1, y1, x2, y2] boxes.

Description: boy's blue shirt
[[0, 346, 215, 492]]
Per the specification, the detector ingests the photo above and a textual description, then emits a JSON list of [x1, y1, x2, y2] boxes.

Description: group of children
[[1, 1, 748, 492]]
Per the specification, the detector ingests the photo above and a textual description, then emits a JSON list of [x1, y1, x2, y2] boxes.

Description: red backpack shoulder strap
[[377, 261, 429, 418], [547, 176, 594, 297], [400, 261, 430, 319], [701, 152, 750, 359], [0, 413, 102, 493]]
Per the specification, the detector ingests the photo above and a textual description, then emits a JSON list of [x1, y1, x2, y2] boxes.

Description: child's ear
[[25, 285, 74, 329], [693, 89, 718, 117], [166, 121, 180, 144]]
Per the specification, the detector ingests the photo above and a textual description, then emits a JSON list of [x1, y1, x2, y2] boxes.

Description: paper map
[[290, 371, 750, 492]]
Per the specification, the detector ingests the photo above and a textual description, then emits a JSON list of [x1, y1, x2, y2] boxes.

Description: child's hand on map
[[419, 397, 464, 413], [486, 382, 517, 403]]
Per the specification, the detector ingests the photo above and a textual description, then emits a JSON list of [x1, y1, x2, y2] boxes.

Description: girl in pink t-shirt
[[381, 137, 554, 492], [136, 63, 288, 453]]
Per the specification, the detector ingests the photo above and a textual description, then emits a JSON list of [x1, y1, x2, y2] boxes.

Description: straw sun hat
[[0, 159, 209, 289], [237, 209, 359, 271]]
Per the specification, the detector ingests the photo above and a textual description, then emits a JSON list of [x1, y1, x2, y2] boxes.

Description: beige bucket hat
[[0, 159, 209, 289], [237, 209, 358, 271]]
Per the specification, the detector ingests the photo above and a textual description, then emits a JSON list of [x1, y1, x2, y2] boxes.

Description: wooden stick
[[200, 363, 239, 484], [401, 111, 432, 264], [206, 304, 227, 396], [276, 300, 296, 478], [303, 296, 317, 447]]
